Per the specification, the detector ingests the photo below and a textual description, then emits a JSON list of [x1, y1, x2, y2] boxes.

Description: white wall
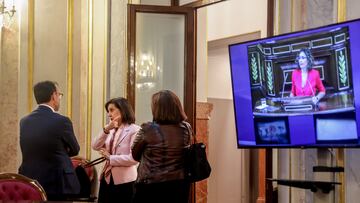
[[34, 0, 68, 114], [347, 0, 360, 20], [196, 8, 208, 102], [207, 0, 268, 41], [206, 0, 267, 100], [207, 46, 232, 99], [208, 98, 250, 203], [202, 1, 268, 202]]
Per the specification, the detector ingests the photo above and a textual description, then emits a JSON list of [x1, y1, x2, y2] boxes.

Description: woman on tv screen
[[290, 48, 326, 104]]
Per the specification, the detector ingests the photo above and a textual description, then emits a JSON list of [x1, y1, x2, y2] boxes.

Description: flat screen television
[[229, 19, 360, 148]]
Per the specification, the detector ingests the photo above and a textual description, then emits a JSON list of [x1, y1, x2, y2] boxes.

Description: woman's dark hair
[[105, 97, 135, 124], [151, 90, 187, 124], [295, 48, 314, 70], [33, 81, 58, 104]]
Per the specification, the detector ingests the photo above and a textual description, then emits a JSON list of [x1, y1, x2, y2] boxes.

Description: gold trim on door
[[86, 0, 94, 160], [28, 0, 35, 112], [67, 0, 74, 119]]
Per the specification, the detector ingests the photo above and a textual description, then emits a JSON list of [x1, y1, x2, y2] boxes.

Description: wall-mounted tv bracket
[[267, 178, 341, 193], [313, 166, 344, 173]]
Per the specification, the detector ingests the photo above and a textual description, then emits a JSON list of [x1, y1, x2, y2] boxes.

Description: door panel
[[128, 5, 195, 127]]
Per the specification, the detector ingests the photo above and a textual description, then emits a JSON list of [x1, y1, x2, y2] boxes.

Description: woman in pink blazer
[[290, 48, 326, 104], [92, 97, 140, 203]]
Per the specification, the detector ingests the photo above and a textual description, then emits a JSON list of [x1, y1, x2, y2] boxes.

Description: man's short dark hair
[[33, 81, 58, 104], [105, 97, 136, 124]]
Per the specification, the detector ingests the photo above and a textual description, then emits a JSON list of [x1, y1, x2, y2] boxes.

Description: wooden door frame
[[127, 4, 196, 129]]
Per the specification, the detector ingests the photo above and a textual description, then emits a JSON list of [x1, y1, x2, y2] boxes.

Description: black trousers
[[98, 175, 134, 203], [133, 179, 190, 203]]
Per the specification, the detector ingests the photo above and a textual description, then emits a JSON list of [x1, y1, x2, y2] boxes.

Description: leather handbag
[[74, 157, 106, 198], [152, 122, 211, 183], [183, 122, 211, 183]]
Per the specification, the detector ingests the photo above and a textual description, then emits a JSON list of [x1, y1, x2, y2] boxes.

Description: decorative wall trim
[[337, 0, 346, 22], [86, 0, 94, 160], [337, 1, 346, 202], [67, 0, 74, 119], [27, 0, 35, 112], [102, 0, 109, 126]]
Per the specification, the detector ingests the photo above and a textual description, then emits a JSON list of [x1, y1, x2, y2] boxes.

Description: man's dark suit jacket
[[19, 105, 80, 198]]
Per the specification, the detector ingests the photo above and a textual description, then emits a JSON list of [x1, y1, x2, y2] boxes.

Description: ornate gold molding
[[86, 0, 94, 160], [337, 1, 346, 203], [67, 0, 74, 119], [337, 0, 346, 22], [103, 0, 108, 126], [27, 0, 34, 112]]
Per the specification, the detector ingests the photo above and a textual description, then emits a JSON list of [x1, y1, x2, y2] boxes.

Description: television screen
[[229, 19, 360, 147]]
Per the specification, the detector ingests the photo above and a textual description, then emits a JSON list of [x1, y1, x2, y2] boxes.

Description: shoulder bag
[[183, 122, 211, 183]]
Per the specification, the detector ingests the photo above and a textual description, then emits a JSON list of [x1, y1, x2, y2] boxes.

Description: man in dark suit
[[19, 81, 80, 200]]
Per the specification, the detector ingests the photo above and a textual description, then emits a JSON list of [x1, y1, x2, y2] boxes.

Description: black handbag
[[183, 122, 211, 183], [74, 157, 106, 198], [152, 122, 211, 183]]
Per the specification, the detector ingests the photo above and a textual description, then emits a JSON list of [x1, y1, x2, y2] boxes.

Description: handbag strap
[[82, 157, 106, 168]]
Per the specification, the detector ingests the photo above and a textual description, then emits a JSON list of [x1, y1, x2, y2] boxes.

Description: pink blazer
[[291, 69, 326, 96], [92, 123, 140, 185]]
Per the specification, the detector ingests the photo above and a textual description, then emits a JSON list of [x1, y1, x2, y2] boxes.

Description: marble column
[[0, 25, 19, 173], [195, 102, 213, 203], [110, 0, 128, 98]]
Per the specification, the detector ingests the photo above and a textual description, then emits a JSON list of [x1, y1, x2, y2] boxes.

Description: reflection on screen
[[256, 121, 290, 144], [316, 119, 357, 141]]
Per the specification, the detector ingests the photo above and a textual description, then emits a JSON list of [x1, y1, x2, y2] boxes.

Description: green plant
[[251, 54, 259, 82], [266, 62, 274, 94], [338, 51, 348, 86]]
